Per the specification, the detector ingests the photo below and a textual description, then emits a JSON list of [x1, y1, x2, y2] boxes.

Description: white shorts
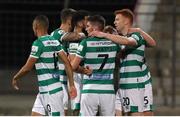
[[144, 82, 153, 111], [62, 84, 69, 110], [115, 90, 123, 112], [32, 91, 64, 116], [115, 88, 144, 113], [80, 93, 115, 116], [32, 93, 46, 115], [71, 73, 82, 110]]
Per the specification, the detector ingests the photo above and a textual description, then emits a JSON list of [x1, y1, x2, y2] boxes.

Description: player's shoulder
[[85, 36, 102, 41], [128, 32, 143, 41], [129, 32, 140, 37], [51, 28, 65, 35]]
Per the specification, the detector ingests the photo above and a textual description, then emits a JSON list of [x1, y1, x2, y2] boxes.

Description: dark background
[[0, 0, 137, 69]]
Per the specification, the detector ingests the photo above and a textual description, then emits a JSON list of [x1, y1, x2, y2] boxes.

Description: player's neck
[[121, 26, 129, 36], [74, 26, 83, 33], [37, 30, 48, 37]]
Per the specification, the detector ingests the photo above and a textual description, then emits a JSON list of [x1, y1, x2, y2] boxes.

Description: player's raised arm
[[128, 28, 156, 47], [12, 57, 37, 90], [89, 31, 137, 46], [61, 32, 85, 41]]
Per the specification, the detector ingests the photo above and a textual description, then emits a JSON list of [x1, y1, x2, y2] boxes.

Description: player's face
[[86, 21, 94, 34], [114, 14, 126, 33], [67, 17, 72, 32], [78, 20, 85, 29]]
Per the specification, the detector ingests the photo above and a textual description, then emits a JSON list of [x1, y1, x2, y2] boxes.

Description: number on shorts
[[97, 54, 109, 71], [123, 97, 130, 106], [47, 104, 51, 113], [144, 96, 149, 105]]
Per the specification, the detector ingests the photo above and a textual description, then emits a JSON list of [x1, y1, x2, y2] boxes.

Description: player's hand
[[12, 78, 19, 90], [84, 66, 93, 76], [76, 33, 85, 40], [89, 31, 105, 38], [69, 85, 77, 99], [128, 28, 141, 34]]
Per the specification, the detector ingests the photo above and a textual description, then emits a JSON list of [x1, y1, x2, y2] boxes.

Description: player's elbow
[[148, 41, 156, 47], [125, 40, 137, 46], [22, 66, 31, 73], [71, 63, 78, 71], [151, 41, 156, 47]]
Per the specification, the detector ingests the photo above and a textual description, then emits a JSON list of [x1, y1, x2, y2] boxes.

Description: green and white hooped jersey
[[119, 32, 150, 89], [30, 35, 63, 94], [68, 32, 85, 55], [76, 37, 120, 94], [51, 29, 68, 85]]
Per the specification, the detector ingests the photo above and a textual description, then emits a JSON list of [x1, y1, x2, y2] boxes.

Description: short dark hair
[[71, 10, 90, 29], [103, 25, 117, 34], [34, 15, 49, 29], [60, 8, 76, 23], [114, 9, 134, 25], [78, 10, 90, 17], [86, 15, 105, 31]]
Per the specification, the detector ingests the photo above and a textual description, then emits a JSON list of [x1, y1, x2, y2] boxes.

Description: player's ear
[[78, 21, 83, 27], [67, 19, 71, 26]]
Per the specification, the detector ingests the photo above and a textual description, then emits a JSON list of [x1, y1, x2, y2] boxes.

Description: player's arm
[[71, 56, 92, 75], [12, 57, 37, 90], [71, 55, 81, 71], [89, 31, 137, 46], [128, 28, 156, 47], [69, 53, 92, 75], [62, 32, 85, 41], [58, 51, 77, 99]]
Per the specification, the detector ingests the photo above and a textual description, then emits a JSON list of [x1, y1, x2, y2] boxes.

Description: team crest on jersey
[[31, 46, 38, 53], [58, 30, 65, 34], [78, 45, 83, 51]]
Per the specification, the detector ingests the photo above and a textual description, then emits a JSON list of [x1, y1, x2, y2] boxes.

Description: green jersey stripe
[[38, 78, 59, 86], [120, 60, 143, 67], [81, 89, 115, 94], [85, 51, 117, 58], [40, 87, 63, 94], [85, 63, 115, 70], [36, 69, 66, 75], [85, 58, 116, 64], [85, 46, 119, 52], [82, 79, 113, 84], [120, 67, 148, 78], [119, 82, 145, 89], [52, 112, 60, 116], [49, 87, 63, 94]]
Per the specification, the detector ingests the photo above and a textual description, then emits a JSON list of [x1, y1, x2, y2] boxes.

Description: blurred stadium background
[[0, 0, 180, 115]]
